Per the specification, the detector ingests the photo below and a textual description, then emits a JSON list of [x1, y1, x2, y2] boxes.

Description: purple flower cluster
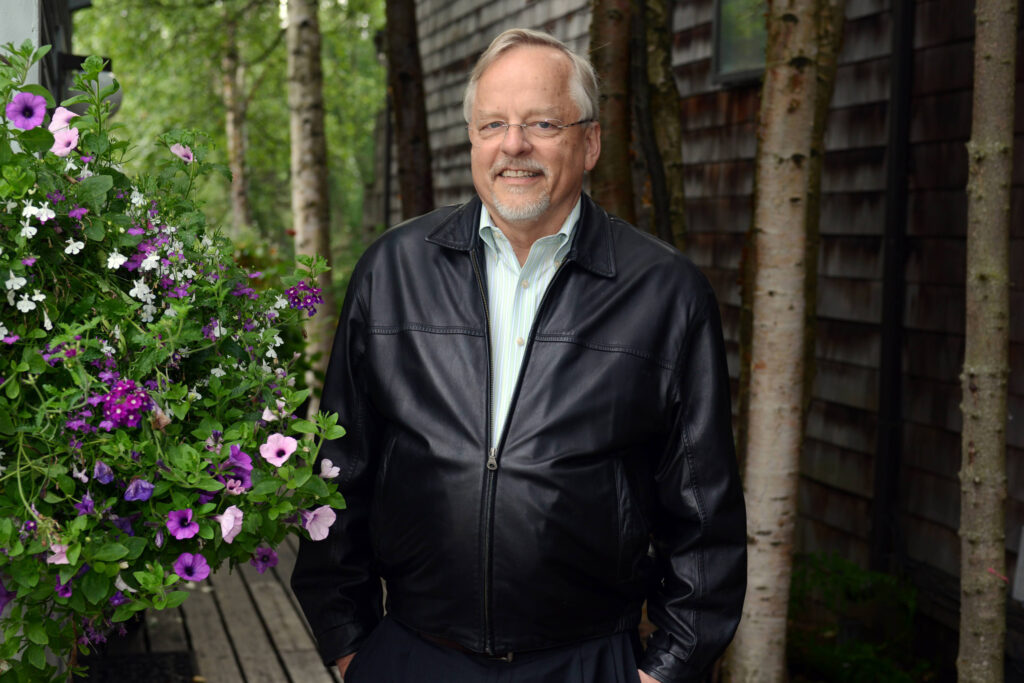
[[97, 379, 153, 430], [285, 281, 324, 318]]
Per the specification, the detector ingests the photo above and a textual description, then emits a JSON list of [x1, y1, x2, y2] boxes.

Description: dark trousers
[[345, 617, 643, 683]]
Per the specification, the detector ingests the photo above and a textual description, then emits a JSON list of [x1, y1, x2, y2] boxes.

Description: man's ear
[[583, 121, 601, 171]]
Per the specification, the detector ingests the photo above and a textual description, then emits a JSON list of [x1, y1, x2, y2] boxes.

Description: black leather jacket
[[291, 195, 746, 683]]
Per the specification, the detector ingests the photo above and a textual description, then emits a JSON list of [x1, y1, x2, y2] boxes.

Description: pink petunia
[[259, 433, 297, 467], [301, 505, 336, 541], [319, 458, 340, 479], [47, 543, 69, 565], [216, 505, 244, 544], [50, 127, 79, 157], [48, 106, 77, 133], [169, 143, 194, 163]]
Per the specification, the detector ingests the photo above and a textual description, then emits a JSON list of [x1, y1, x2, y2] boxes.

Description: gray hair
[[462, 28, 599, 124]]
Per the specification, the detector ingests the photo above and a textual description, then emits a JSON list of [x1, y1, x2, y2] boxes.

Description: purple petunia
[[74, 493, 95, 516], [166, 509, 199, 540], [172, 552, 210, 582], [93, 460, 114, 484], [55, 575, 73, 598], [0, 578, 15, 613], [6, 91, 46, 130], [124, 478, 154, 502], [249, 546, 278, 574], [109, 591, 129, 607]]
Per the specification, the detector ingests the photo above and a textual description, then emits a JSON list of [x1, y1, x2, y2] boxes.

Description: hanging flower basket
[[0, 43, 344, 682]]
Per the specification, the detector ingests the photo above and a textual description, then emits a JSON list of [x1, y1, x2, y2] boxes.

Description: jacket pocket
[[613, 457, 649, 582]]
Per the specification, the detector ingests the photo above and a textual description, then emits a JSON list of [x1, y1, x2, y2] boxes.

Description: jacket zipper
[[470, 250, 498, 653], [471, 249, 567, 654]]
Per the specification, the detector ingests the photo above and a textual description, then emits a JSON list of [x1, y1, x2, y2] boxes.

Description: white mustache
[[491, 157, 546, 178]]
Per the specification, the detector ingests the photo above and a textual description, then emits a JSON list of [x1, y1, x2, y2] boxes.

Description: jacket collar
[[425, 194, 616, 279]]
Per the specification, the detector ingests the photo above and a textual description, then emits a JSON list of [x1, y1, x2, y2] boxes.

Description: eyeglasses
[[470, 118, 594, 141]]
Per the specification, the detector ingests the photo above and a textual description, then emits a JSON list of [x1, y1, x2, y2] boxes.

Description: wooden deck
[[84, 535, 341, 683]]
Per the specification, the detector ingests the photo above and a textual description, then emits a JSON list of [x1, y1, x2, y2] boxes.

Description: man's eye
[[483, 121, 506, 130], [534, 121, 554, 130]]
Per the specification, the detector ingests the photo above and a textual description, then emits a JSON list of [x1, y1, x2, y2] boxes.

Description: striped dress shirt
[[478, 199, 580, 448]]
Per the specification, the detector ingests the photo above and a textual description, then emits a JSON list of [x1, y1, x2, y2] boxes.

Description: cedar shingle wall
[[412, 0, 1024, 648]]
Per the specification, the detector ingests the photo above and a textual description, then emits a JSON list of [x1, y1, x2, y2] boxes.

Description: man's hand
[[337, 653, 356, 680], [638, 670, 659, 683]]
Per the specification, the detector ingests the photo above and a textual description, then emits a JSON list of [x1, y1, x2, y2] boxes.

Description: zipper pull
[[486, 448, 498, 471]]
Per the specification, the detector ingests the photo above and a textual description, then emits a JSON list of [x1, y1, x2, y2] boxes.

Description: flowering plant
[[0, 43, 345, 681]]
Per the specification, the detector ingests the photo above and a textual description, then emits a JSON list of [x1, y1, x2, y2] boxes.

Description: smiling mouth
[[498, 169, 541, 178]]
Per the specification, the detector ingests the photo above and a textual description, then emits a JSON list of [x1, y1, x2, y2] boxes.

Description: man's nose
[[500, 124, 533, 155]]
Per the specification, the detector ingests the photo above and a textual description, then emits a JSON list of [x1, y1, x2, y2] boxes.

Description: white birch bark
[[957, 0, 1017, 680], [723, 0, 820, 680], [287, 0, 336, 417]]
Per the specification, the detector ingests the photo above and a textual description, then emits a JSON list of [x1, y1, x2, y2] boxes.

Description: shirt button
[[515, 336, 525, 346], [521, 280, 529, 289]]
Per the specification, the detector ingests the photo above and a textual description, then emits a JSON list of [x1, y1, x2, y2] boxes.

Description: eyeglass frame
[[467, 118, 596, 141]]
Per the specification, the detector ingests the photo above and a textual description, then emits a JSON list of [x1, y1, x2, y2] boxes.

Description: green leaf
[[163, 590, 189, 609], [77, 173, 114, 208], [18, 126, 54, 155], [91, 542, 128, 562], [4, 377, 19, 399], [9, 560, 39, 589], [84, 217, 106, 241], [124, 536, 148, 559], [60, 93, 91, 107], [24, 620, 48, 646], [20, 84, 55, 109], [291, 419, 316, 434], [251, 479, 280, 496], [26, 642, 46, 669], [324, 425, 347, 440], [82, 570, 110, 605]]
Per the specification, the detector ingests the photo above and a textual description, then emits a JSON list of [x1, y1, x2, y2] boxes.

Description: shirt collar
[[478, 198, 581, 259]]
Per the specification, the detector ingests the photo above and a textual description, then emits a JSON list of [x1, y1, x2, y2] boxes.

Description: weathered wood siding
[[410, 0, 1024, 665]]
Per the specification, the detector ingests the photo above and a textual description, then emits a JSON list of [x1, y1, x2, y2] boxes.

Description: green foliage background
[[73, 0, 385, 281]]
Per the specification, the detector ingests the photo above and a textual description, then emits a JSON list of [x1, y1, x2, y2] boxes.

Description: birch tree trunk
[[589, 0, 636, 223], [385, 0, 434, 219], [287, 0, 336, 417], [723, 1, 821, 680], [957, 0, 1017, 680], [222, 18, 254, 238]]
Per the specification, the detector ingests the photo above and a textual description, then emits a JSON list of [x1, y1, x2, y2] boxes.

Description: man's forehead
[[472, 46, 573, 112]]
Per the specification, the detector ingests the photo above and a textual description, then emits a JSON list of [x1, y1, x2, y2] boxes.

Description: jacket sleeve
[[290, 264, 384, 665], [639, 290, 747, 683]]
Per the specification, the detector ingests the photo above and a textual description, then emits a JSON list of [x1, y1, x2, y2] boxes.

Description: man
[[292, 28, 746, 683]]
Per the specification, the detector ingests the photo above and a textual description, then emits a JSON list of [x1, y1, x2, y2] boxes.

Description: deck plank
[[179, 585, 244, 683], [145, 607, 189, 653], [209, 566, 289, 683]]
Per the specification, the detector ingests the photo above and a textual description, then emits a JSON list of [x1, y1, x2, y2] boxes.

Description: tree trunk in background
[[222, 18, 254, 238], [723, 0, 828, 680], [385, 0, 434, 219], [589, 0, 635, 224], [957, 0, 1017, 680], [644, 0, 686, 250], [287, 0, 337, 417]]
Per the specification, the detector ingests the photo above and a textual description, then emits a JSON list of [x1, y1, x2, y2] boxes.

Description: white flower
[[106, 252, 128, 269], [128, 279, 152, 302], [319, 459, 340, 479], [100, 341, 115, 355], [20, 223, 37, 239], [273, 296, 288, 309], [36, 206, 55, 223], [130, 189, 145, 207], [16, 294, 36, 312], [64, 157, 79, 173], [271, 334, 283, 347], [31, 290, 45, 302], [265, 347, 277, 359], [43, 310, 52, 331], [5, 272, 26, 291], [0, 323, 7, 337], [140, 252, 160, 271], [140, 304, 157, 322], [114, 574, 137, 594], [210, 366, 226, 378], [187, 388, 202, 402], [21, 203, 38, 218], [65, 239, 85, 255]]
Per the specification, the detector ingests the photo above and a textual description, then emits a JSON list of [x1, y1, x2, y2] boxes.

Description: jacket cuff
[[639, 646, 707, 683], [314, 620, 374, 667]]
